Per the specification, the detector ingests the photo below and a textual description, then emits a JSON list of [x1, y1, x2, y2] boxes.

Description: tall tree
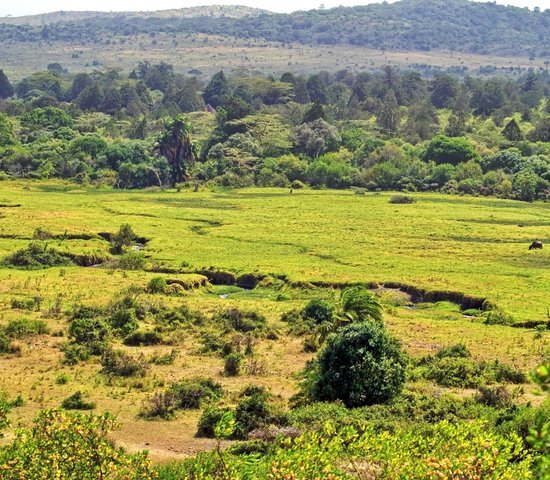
[[203, 71, 230, 109], [502, 118, 523, 142], [377, 90, 401, 134], [0, 70, 14, 99], [155, 115, 198, 186]]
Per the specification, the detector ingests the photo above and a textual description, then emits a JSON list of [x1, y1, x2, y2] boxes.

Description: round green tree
[[314, 321, 406, 407]]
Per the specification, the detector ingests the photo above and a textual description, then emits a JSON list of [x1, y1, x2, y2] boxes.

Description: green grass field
[[0, 181, 548, 460]]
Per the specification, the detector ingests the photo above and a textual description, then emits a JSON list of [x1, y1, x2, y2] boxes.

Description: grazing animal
[[529, 241, 543, 250]]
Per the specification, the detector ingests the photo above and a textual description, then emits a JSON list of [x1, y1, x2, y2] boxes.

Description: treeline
[[0, 63, 550, 200], [1, 0, 550, 57]]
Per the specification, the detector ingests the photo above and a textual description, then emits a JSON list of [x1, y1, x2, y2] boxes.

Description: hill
[[0, 5, 268, 26], [0, 0, 549, 57]]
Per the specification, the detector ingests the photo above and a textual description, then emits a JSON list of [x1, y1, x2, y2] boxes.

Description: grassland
[[0, 181, 548, 460], [1, 32, 545, 82]]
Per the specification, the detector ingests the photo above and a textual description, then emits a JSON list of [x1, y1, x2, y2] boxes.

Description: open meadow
[[0, 181, 549, 461]]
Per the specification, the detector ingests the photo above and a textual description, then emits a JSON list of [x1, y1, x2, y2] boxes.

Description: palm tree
[[155, 114, 198, 186], [314, 287, 383, 344]]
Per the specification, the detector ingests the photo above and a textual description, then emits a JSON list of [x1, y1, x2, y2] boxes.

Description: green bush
[[214, 308, 266, 333], [148, 277, 167, 294], [4, 319, 49, 338], [114, 252, 146, 270], [224, 353, 242, 376], [2, 242, 72, 270], [389, 194, 416, 204], [101, 349, 148, 377], [67, 317, 109, 355], [167, 377, 223, 409], [303, 299, 334, 324], [196, 406, 232, 438], [313, 321, 407, 407], [123, 330, 163, 346], [61, 391, 95, 410], [435, 343, 471, 359], [0, 332, 14, 354], [109, 308, 138, 336]]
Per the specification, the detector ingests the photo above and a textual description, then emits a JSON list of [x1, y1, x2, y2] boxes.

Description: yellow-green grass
[[0, 180, 549, 459], [1, 32, 545, 81]]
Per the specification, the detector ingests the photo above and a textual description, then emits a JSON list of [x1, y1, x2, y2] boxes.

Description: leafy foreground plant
[[159, 420, 533, 479], [0, 409, 156, 479]]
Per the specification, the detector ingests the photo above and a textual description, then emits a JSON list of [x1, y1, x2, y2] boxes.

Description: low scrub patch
[[2, 242, 73, 269]]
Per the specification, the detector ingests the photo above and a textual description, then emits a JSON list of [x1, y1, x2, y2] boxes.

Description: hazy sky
[[0, 0, 545, 17]]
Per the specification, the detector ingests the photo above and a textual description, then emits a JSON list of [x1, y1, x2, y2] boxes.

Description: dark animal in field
[[529, 241, 543, 250]]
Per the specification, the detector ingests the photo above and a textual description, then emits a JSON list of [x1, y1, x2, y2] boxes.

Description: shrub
[[114, 252, 146, 270], [196, 406, 232, 438], [61, 391, 95, 410], [435, 343, 471, 359], [224, 353, 242, 376], [108, 308, 138, 336], [110, 223, 136, 255], [4, 319, 49, 338], [214, 308, 266, 333], [425, 357, 483, 388], [234, 386, 280, 439], [484, 307, 514, 326], [476, 386, 514, 408], [313, 321, 407, 407], [55, 373, 70, 385], [389, 194, 416, 204], [291, 180, 306, 189], [303, 299, 334, 324], [68, 317, 109, 355], [101, 349, 148, 377], [0, 409, 156, 479], [61, 343, 91, 365], [123, 330, 163, 346], [148, 277, 167, 294], [167, 377, 223, 409], [139, 391, 177, 420], [0, 332, 13, 354], [2, 242, 73, 270], [10, 298, 38, 311]]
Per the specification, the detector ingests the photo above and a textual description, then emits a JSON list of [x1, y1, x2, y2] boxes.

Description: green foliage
[[0, 113, 15, 147], [224, 352, 242, 377], [101, 348, 148, 377], [423, 135, 480, 165], [213, 308, 266, 333], [61, 391, 96, 410], [110, 223, 136, 255], [389, 194, 416, 204], [115, 252, 147, 270], [2, 242, 73, 270], [0, 409, 156, 479], [313, 321, 406, 407], [341, 287, 383, 323], [4, 318, 49, 338], [148, 276, 167, 294], [303, 299, 335, 324]]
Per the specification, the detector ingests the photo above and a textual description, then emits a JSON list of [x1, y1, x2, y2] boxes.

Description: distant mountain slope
[[0, 5, 267, 26], [0, 0, 548, 56]]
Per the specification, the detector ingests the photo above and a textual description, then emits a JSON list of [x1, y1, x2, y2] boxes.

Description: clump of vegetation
[[112, 252, 147, 270], [0, 409, 156, 478], [100, 349, 148, 377], [415, 344, 527, 388], [123, 330, 163, 346], [4, 319, 49, 338], [214, 308, 267, 333], [224, 352, 242, 376], [61, 391, 96, 410], [389, 194, 416, 204], [303, 321, 407, 407], [140, 377, 223, 419], [2, 243, 73, 270], [109, 223, 136, 255], [147, 276, 167, 294]]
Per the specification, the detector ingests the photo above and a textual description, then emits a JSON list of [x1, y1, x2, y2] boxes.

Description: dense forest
[[1, 0, 549, 57], [0, 62, 550, 201]]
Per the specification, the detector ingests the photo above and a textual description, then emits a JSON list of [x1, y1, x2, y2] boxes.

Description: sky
[[0, 0, 545, 17]]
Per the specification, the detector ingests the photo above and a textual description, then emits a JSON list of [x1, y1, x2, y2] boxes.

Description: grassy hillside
[[0, 0, 548, 57], [0, 5, 267, 26]]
